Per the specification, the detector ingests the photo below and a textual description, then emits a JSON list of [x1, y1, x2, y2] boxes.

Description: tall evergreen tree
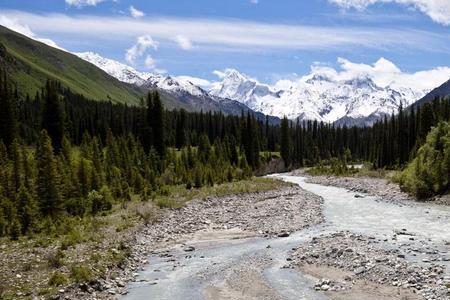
[[151, 91, 165, 157], [41, 81, 65, 153], [0, 71, 18, 149], [175, 109, 187, 150], [280, 117, 292, 167], [36, 130, 63, 218]]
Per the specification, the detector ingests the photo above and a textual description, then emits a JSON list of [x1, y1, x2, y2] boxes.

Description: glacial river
[[121, 175, 450, 300]]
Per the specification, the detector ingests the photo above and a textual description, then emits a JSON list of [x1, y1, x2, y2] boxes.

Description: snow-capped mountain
[[210, 69, 427, 125], [74, 52, 153, 86], [76, 51, 211, 99], [76, 52, 430, 126]]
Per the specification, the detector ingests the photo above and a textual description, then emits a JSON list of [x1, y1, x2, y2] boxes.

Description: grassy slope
[[0, 25, 143, 105]]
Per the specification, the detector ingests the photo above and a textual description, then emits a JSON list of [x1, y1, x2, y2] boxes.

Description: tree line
[[0, 74, 265, 239], [1, 69, 449, 238], [280, 97, 450, 170]]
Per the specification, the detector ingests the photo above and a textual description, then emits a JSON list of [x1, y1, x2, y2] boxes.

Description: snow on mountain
[[76, 52, 431, 125], [209, 68, 427, 124], [74, 52, 153, 86], [76, 51, 210, 99]]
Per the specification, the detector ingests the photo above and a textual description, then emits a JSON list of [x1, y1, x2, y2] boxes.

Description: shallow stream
[[122, 175, 450, 299]]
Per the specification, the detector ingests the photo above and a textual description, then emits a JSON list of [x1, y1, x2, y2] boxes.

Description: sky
[[0, 0, 450, 88]]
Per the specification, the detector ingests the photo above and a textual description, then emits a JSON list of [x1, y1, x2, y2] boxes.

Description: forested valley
[[1, 70, 450, 239]]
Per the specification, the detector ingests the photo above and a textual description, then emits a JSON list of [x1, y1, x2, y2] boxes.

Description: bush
[[135, 203, 158, 225], [70, 265, 93, 283], [61, 229, 84, 249], [46, 249, 65, 268], [90, 186, 113, 215], [397, 122, 450, 198], [48, 271, 68, 286]]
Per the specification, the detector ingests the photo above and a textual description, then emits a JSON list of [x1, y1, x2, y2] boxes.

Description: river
[[121, 175, 450, 300]]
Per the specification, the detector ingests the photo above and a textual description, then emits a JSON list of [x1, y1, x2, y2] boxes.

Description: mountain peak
[[75, 52, 153, 86]]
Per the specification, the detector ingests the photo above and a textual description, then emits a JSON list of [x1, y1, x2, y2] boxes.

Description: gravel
[[62, 185, 324, 299], [303, 174, 416, 204], [289, 231, 450, 300]]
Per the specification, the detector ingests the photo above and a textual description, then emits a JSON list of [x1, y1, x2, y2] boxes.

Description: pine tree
[[280, 117, 292, 167], [175, 109, 186, 150], [41, 81, 65, 153], [151, 91, 165, 157], [0, 71, 18, 149], [36, 130, 63, 218], [17, 184, 37, 234]]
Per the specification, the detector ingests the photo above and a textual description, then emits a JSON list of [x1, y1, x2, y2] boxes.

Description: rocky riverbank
[[289, 232, 450, 300], [61, 185, 324, 299], [290, 170, 416, 204]]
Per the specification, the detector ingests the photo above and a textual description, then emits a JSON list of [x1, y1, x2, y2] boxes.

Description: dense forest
[[0, 69, 449, 239]]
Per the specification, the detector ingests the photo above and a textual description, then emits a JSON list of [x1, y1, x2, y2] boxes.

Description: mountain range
[[77, 52, 441, 126], [0, 25, 266, 119], [1, 24, 449, 126]]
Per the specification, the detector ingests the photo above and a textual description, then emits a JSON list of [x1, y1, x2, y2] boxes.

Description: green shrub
[[61, 229, 84, 249], [70, 265, 93, 283], [48, 271, 68, 286], [46, 249, 65, 268], [90, 187, 113, 215], [397, 121, 450, 198]]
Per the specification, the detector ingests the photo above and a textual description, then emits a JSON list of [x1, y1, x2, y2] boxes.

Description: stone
[[184, 246, 195, 252], [277, 232, 290, 238]]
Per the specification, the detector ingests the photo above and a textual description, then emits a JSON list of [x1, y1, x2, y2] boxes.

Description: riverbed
[[121, 175, 450, 300]]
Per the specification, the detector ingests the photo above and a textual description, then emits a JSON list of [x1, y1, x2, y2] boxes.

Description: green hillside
[[0, 25, 143, 104]]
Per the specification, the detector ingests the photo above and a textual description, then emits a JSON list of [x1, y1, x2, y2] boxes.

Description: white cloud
[[144, 55, 156, 68], [212, 70, 227, 79], [65, 0, 105, 8], [2, 11, 448, 53], [303, 57, 450, 91], [125, 35, 159, 64], [0, 15, 64, 50], [329, 0, 450, 25], [174, 35, 193, 50], [129, 6, 145, 18], [250, 0, 259, 4], [176, 76, 211, 88], [144, 55, 166, 74]]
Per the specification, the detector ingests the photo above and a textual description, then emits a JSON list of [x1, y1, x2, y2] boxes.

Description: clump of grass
[[48, 271, 68, 286], [307, 159, 358, 177], [70, 265, 93, 283], [134, 203, 159, 225], [152, 177, 289, 208], [61, 228, 84, 250], [90, 253, 102, 263], [46, 249, 65, 268], [110, 242, 132, 268], [155, 198, 179, 209]]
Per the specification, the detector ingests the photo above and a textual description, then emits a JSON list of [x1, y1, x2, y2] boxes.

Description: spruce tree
[[151, 91, 165, 157], [175, 109, 186, 150], [17, 184, 37, 234], [41, 81, 65, 153], [0, 71, 18, 149], [280, 117, 292, 167], [36, 130, 63, 218]]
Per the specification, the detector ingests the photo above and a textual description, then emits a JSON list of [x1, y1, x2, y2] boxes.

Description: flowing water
[[122, 175, 450, 300]]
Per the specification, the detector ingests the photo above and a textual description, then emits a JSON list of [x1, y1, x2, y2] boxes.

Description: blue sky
[[0, 0, 449, 86]]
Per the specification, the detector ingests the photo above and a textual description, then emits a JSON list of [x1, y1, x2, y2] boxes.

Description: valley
[[52, 172, 449, 300], [1, 1, 450, 299]]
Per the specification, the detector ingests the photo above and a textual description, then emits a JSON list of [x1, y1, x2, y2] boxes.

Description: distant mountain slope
[[0, 25, 143, 105], [77, 51, 279, 122], [410, 79, 450, 109], [210, 69, 427, 126]]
